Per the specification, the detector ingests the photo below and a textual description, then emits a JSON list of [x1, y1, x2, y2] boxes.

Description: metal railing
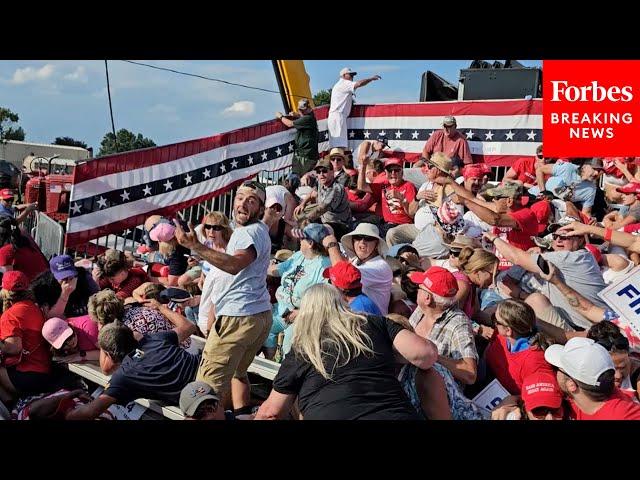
[[34, 212, 65, 259]]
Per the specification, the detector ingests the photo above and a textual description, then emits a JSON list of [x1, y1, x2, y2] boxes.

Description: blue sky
[[0, 59, 541, 152]]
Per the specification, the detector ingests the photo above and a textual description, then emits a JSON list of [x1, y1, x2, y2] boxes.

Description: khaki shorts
[[538, 305, 576, 332], [196, 311, 272, 397]]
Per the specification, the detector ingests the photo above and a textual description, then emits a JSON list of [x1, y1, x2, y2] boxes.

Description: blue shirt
[[0, 204, 15, 218], [506, 336, 531, 353], [273, 251, 331, 322], [105, 331, 200, 405], [349, 294, 382, 316], [546, 162, 597, 208]]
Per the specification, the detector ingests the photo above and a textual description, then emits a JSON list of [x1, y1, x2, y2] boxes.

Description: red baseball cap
[[462, 165, 484, 180], [0, 188, 14, 200], [521, 372, 563, 411], [2, 270, 29, 292], [408, 266, 458, 297], [384, 158, 403, 168], [323, 260, 362, 290], [585, 243, 603, 265], [616, 182, 640, 195]]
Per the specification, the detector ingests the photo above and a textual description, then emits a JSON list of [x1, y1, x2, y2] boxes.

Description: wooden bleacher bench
[[64, 335, 281, 420]]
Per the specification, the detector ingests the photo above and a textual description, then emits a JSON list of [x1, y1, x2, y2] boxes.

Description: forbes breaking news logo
[[543, 60, 640, 157], [550, 80, 633, 139]]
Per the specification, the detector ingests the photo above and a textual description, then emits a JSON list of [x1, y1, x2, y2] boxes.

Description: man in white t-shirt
[[174, 180, 272, 415], [328, 67, 381, 149]]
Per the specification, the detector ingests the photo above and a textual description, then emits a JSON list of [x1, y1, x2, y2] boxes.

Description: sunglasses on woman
[[352, 235, 376, 242], [204, 224, 225, 231]]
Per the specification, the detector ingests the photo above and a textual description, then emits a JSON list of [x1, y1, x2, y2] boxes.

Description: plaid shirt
[[409, 306, 478, 361]]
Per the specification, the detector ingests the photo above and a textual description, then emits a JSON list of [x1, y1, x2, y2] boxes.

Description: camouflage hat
[[314, 157, 332, 170], [485, 182, 524, 199]]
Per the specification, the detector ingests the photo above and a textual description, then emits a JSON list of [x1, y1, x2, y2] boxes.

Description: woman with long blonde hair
[[255, 284, 439, 420]]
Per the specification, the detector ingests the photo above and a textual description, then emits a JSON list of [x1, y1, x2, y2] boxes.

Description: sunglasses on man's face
[[204, 224, 225, 231], [551, 233, 571, 240], [330, 157, 344, 163], [529, 406, 563, 419], [315, 168, 329, 174], [386, 167, 402, 173]]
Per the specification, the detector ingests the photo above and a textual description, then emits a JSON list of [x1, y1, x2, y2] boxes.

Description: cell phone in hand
[[537, 255, 550, 275]]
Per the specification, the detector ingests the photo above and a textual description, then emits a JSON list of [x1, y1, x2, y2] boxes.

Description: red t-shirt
[[108, 267, 148, 301], [511, 157, 537, 184], [0, 300, 51, 374], [0, 242, 50, 282], [347, 189, 377, 213], [370, 181, 417, 224], [569, 389, 640, 420], [484, 332, 554, 395], [67, 315, 99, 351], [493, 207, 538, 270]]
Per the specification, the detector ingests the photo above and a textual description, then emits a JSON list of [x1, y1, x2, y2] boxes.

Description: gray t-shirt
[[537, 249, 608, 329], [214, 221, 271, 317], [317, 181, 351, 224]]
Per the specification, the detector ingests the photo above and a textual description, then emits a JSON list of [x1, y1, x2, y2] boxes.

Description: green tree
[[0, 107, 26, 143], [98, 129, 156, 156], [53, 136, 88, 149], [313, 89, 331, 107]]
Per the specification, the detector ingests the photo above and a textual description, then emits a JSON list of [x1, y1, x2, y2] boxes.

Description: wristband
[[604, 228, 613, 242], [326, 242, 340, 250]]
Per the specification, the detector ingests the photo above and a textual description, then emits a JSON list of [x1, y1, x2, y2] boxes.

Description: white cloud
[[222, 100, 255, 117], [64, 66, 88, 83], [11, 64, 56, 84]]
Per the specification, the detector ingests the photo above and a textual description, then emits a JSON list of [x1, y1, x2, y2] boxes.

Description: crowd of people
[[1, 68, 640, 421]]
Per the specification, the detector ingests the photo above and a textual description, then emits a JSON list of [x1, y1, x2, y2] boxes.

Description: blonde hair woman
[[255, 284, 439, 420]]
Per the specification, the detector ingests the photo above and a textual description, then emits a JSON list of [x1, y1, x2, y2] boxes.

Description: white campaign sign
[[92, 387, 147, 421], [598, 265, 640, 339], [472, 379, 510, 414]]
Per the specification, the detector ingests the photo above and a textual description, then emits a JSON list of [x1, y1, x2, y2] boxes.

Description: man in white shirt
[[328, 67, 381, 149]]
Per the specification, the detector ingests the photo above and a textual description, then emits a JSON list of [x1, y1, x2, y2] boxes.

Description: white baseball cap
[[340, 67, 357, 77], [544, 337, 614, 387]]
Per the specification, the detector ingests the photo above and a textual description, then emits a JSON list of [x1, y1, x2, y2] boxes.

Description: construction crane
[[272, 60, 314, 114]]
